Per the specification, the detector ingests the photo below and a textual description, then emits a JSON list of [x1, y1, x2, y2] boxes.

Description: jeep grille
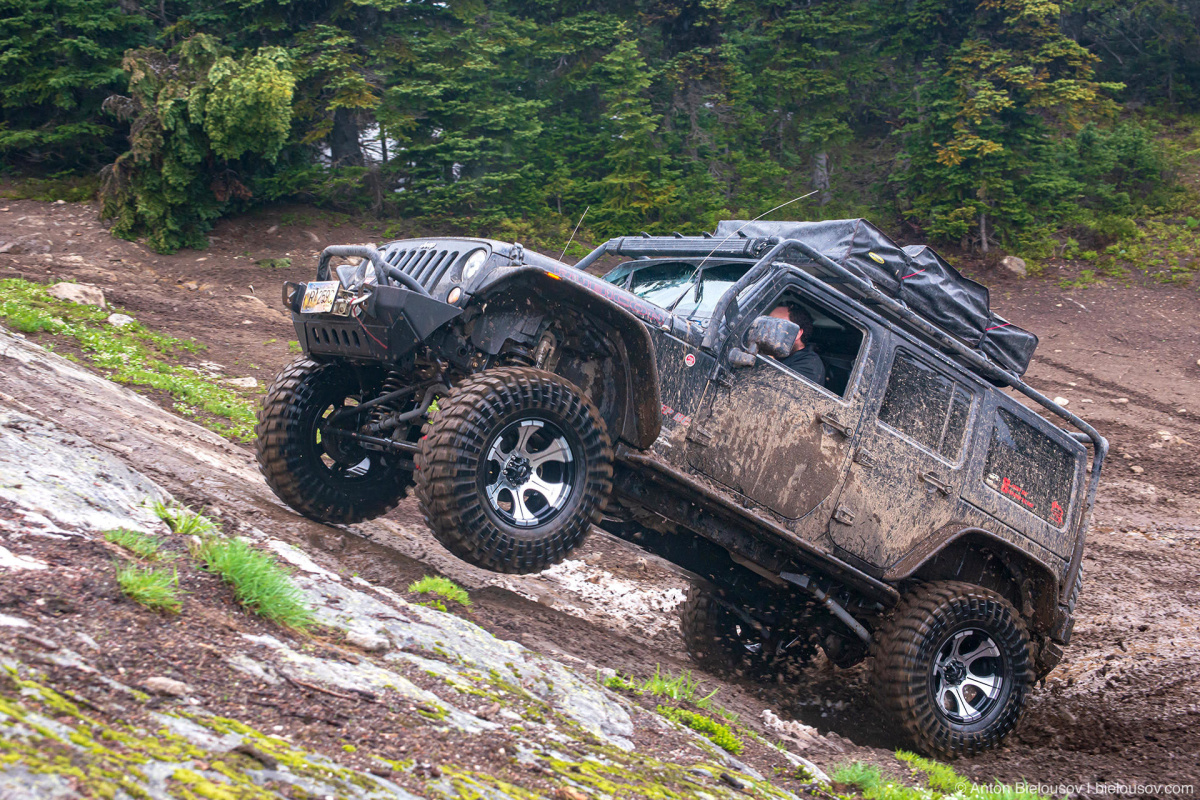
[[382, 246, 460, 290]]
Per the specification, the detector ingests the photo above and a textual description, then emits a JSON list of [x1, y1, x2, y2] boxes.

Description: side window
[[984, 408, 1077, 527], [765, 291, 865, 398], [877, 350, 973, 460]]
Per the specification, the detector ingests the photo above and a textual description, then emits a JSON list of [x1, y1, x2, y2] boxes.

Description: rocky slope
[[0, 327, 842, 798]]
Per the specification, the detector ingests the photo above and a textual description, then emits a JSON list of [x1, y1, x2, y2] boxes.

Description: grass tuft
[[104, 528, 168, 560], [116, 564, 183, 614], [255, 258, 292, 269], [656, 705, 743, 754], [834, 753, 1052, 800], [603, 665, 729, 717], [408, 576, 471, 610], [152, 501, 218, 536], [196, 537, 313, 630], [0, 278, 255, 441], [832, 762, 884, 791]]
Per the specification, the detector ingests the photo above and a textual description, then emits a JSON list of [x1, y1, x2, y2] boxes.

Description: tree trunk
[[330, 107, 364, 168], [979, 212, 989, 255], [813, 151, 831, 207]]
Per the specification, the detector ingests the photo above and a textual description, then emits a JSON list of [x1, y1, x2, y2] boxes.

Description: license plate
[[300, 281, 340, 314]]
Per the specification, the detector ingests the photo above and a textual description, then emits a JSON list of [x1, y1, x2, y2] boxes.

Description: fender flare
[[885, 525, 1065, 623], [471, 268, 663, 449]]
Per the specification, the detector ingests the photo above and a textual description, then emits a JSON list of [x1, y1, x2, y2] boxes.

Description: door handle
[[819, 413, 850, 438], [920, 471, 953, 496]]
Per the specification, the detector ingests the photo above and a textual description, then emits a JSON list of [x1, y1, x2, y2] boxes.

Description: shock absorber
[[363, 371, 449, 436], [365, 371, 414, 429]]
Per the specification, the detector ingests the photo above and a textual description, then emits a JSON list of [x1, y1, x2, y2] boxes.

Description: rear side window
[[984, 408, 1076, 527], [877, 350, 973, 460]]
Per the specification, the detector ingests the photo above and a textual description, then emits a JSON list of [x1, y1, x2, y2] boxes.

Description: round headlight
[[460, 249, 488, 282]]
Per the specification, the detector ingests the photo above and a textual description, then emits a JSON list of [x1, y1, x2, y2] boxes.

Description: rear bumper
[[285, 281, 461, 362]]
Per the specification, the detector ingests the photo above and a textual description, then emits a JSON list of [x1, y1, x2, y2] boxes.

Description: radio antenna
[[559, 205, 590, 262], [667, 189, 818, 311], [697, 189, 818, 271]]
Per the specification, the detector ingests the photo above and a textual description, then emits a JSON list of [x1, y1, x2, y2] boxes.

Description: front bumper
[[284, 282, 462, 362]]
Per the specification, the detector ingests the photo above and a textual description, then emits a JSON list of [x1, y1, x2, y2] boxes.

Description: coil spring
[[367, 371, 410, 424]]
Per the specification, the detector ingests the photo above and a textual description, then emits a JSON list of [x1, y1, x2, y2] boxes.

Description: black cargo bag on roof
[[713, 219, 1039, 375], [979, 314, 1039, 376], [716, 219, 905, 295], [898, 245, 991, 344]]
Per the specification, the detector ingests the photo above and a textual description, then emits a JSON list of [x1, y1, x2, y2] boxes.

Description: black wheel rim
[[481, 416, 579, 528], [929, 626, 1007, 724], [308, 395, 383, 485]]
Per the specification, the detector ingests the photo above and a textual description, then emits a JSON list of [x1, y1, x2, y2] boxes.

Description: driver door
[[685, 281, 872, 523]]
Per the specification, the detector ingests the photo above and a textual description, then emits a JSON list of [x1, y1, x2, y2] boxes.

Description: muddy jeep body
[[261, 227, 1106, 757]]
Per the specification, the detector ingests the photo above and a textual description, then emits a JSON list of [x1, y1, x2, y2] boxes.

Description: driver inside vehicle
[[768, 303, 826, 387]]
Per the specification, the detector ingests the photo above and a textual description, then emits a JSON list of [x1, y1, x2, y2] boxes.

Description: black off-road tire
[[680, 584, 817, 680], [874, 581, 1032, 759], [256, 357, 412, 525], [415, 367, 612, 574], [680, 585, 745, 677]]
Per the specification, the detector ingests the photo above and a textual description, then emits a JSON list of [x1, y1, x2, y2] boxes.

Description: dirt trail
[[2, 198, 1199, 787]]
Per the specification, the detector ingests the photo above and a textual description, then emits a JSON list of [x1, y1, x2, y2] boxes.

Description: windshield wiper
[[665, 276, 700, 313]]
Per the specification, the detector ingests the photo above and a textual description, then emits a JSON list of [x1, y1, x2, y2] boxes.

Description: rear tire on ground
[[679, 584, 818, 681], [415, 367, 612, 574], [256, 357, 412, 525], [873, 580, 1032, 759]]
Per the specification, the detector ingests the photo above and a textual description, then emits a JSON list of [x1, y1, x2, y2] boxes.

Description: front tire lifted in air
[[256, 357, 414, 525], [415, 367, 613, 574]]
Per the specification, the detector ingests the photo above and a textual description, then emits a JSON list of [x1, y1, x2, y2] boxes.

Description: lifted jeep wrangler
[[257, 221, 1106, 759]]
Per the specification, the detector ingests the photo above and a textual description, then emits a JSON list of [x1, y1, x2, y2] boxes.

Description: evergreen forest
[[2, 0, 1198, 256]]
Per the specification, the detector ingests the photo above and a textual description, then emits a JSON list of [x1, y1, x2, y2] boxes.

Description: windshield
[[621, 262, 748, 320]]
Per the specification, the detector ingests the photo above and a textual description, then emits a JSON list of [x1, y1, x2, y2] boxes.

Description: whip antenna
[[667, 189, 819, 311], [559, 205, 590, 262], [696, 189, 818, 271]]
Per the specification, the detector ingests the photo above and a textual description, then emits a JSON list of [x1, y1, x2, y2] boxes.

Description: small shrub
[[117, 564, 182, 613], [2, 176, 100, 203], [602, 672, 636, 692], [152, 501, 218, 536], [1099, 261, 1128, 278], [256, 258, 292, 269], [832, 761, 883, 791], [656, 705, 742, 754], [287, 341, 302, 353], [105, 528, 166, 560], [1059, 268, 1098, 289], [197, 538, 313, 629], [408, 576, 471, 609]]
